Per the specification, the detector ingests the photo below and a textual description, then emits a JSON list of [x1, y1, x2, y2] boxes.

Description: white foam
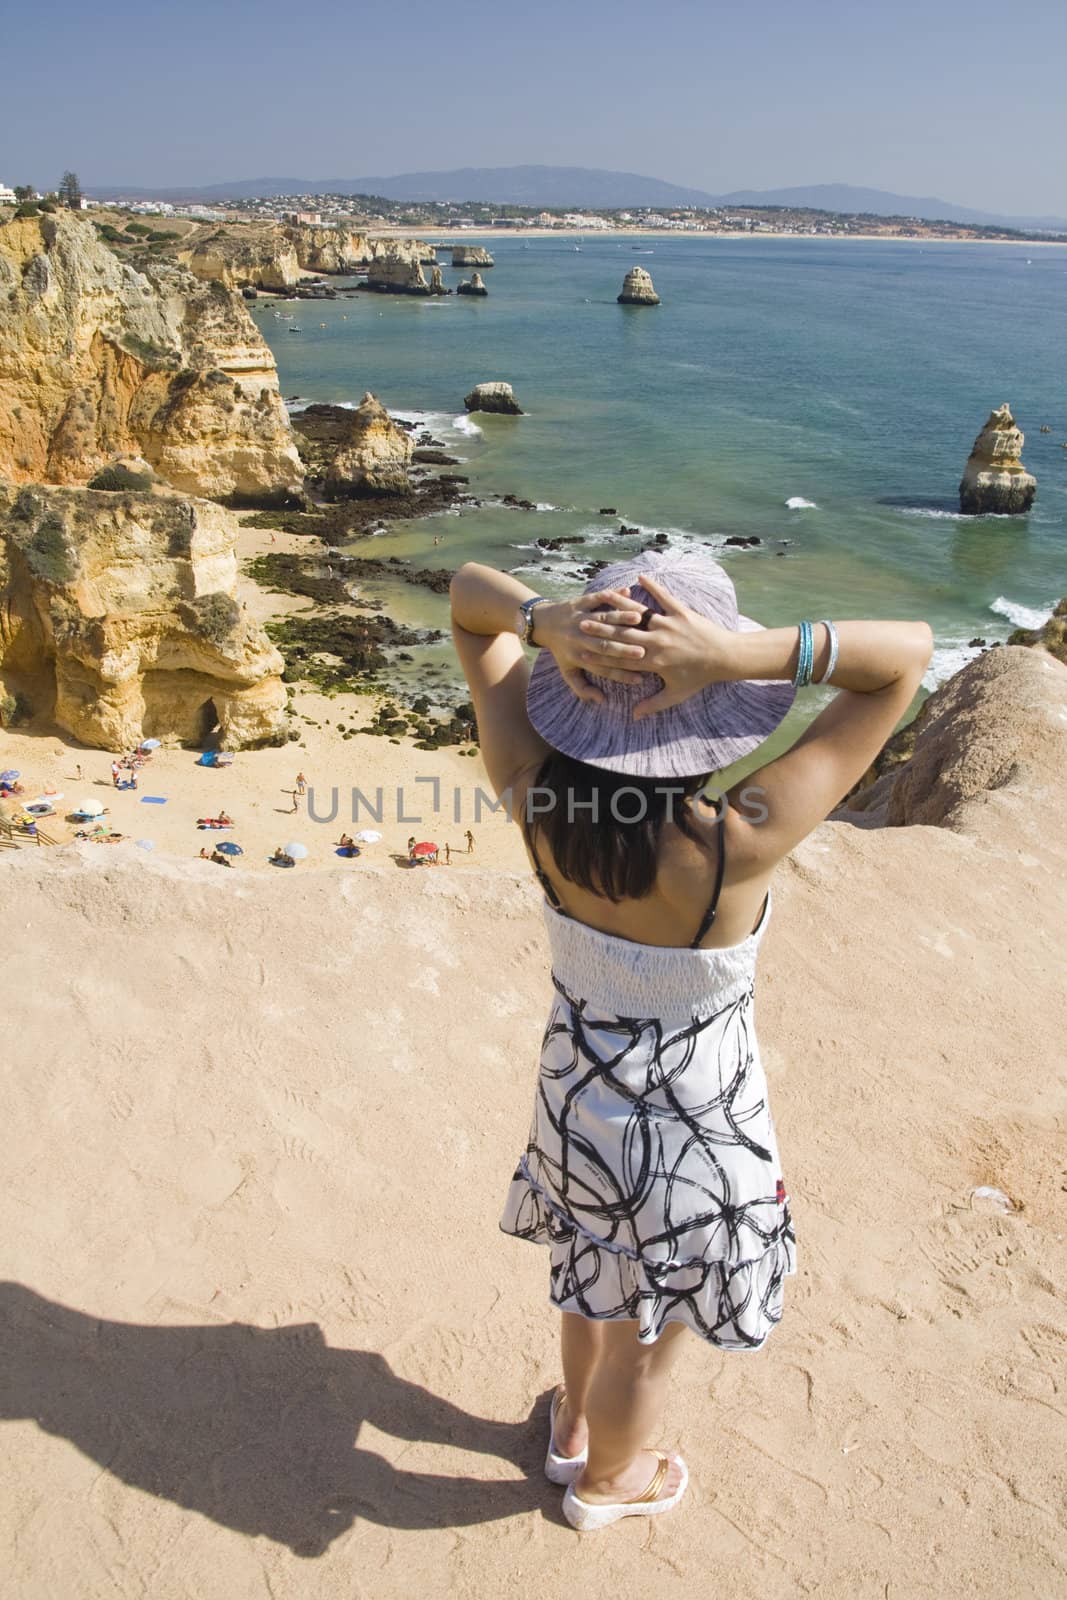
[[989, 596, 1053, 631], [924, 642, 986, 689], [896, 506, 965, 521], [785, 496, 817, 510], [535, 502, 560, 512], [452, 414, 483, 437], [284, 397, 315, 414]]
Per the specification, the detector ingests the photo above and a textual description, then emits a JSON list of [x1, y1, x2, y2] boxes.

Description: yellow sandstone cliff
[[0, 213, 303, 502], [0, 482, 288, 749]]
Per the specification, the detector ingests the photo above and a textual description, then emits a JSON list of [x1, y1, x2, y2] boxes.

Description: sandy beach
[[1, 644, 1065, 1598]]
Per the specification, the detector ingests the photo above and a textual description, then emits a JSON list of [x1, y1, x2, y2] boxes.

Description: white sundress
[[500, 891, 796, 1350]]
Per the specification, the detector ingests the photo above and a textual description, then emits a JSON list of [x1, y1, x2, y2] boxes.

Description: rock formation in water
[[181, 223, 435, 290], [451, 245, 495, 268], [324, 393, 414, 499], [361, 252, 435, 295], [1007, 597, 1067, 665], [457, 273, 489, 297], [0, 213, 303, 504], [0, 482, 288, 748], [958, 404, 1036, 514], [617, 267, 660, 305], [463, 382, 523, 415], [428, 266, 450, 296]]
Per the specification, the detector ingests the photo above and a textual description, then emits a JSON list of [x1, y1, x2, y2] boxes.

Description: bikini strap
[[689, 797, 727, 949], [527, 827, 565, 912]]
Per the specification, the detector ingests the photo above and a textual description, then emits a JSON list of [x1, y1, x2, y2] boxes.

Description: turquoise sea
[[252, 235, 1065, 719]]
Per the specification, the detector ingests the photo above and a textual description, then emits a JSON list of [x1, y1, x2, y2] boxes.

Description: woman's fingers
[[576, 587, 640, 614], [578, 613, 649, 638], [631, 684, 685, 720], [636, 574, 687, 617], [559, 666, 605, 704]]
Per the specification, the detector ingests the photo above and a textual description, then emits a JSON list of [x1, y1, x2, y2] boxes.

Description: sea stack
[[463, 382, 523, 415], [428, 265, 450, 296], [324, 392, 414, 498], [362, 252, 433, 295], [451, 245, 494, 268], [617, 267, 660, 306], [457, 272, 489, 297], [959, 404, 1036, 514]]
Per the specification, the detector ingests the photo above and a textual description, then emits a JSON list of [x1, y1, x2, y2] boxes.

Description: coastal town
[[3, 176, 1063, 244]]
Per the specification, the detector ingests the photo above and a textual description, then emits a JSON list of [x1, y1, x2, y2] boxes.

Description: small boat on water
[[288, 327, 302, 334]]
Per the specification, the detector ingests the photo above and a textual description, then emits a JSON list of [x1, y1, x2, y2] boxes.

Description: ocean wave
[[284, 397, 315, 414], [924, 642, 986, 689], [989, 595, 1053, 630], [895, 506, 966, 521], [785, 497, 817, 510], [452, 414, 483, 437]]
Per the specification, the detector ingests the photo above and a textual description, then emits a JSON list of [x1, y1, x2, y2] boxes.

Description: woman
[[450, 550, 932, 1532]]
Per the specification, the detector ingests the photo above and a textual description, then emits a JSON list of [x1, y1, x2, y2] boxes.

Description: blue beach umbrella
[[215, 840, 243, 856], [0, 770, 19, 782]]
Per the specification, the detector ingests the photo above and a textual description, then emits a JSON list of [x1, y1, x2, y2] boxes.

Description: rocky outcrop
[[0, 212, 303, 504], [1008, 596, 1067, 665], [451, 245, 494, 268], [838, 645, 1067, 831], [463, 382, 523, 415], [959, 404, 1036, 514], [361, 251, 437, 295], [181, 223, 436, 290], [618, 267, 660, 305], [324, 393, 413, 499], [428, 266, 449, 296], [0, 483, 288, 748], [457, 273, 488, 297]]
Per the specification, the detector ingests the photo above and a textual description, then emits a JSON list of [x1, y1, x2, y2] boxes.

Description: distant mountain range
[[86, 167, 1067, 232]]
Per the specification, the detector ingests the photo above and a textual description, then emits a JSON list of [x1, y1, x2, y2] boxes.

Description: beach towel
[[141, 796, 168, 804]]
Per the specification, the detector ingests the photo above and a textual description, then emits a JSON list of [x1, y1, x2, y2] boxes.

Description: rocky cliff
[[959, 403, 1036, 514], [182, 224, 435, 290], [0, 482, 288, 749], [1008, 596, 1067, 664], [360, 250, 450, 295], [324, 393, 413, 498], [0, 213, 303, 503]]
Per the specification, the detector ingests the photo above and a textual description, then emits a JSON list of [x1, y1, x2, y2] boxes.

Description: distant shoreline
[[374, 225, 1067, 249]]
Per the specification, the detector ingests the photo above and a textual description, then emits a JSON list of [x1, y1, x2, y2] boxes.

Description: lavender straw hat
[[526, 550, 795, 779]]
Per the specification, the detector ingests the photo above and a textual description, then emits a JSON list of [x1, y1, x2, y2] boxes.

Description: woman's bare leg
[[554, 1311, 602, 1457], [576, 1319, 688, 1502]]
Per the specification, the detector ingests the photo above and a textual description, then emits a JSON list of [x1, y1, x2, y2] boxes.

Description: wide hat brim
[[525, 554, 795, 779]]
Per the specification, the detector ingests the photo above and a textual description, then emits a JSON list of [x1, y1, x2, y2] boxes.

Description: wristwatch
[[517, 595, 550, 647]]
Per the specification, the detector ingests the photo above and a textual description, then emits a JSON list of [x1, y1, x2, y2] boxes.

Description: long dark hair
[[523, 749, 714, 903]]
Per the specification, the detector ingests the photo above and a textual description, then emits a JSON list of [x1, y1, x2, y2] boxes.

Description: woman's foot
[[574, 1449, 685, 1505], [552, 1389, 589, 1461], [545, 1387, 590, 1485], [563, 1451, 689, 1531]]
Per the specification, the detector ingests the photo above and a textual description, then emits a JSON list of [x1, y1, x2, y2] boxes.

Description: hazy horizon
[[3, 0, 1066, 216]]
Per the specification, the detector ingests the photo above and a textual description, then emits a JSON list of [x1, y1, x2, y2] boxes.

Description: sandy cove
[[0, 643, 1065, 1598]]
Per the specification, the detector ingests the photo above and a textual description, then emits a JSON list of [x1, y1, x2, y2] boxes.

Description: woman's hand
[[575, 573, 740, 720], [533, 588, 649, 703]]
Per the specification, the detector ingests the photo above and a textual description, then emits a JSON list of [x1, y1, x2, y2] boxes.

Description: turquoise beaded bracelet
[[792, 620, 815, 688]]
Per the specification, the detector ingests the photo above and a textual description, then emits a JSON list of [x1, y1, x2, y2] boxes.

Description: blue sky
[[3, 0, 1065, 214]]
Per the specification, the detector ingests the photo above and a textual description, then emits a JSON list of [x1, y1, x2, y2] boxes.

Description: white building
[[0, 183, 17, 203]]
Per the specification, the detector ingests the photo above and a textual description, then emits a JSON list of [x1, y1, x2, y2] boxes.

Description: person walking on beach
[[296, 772, 307, 796], [290, 790, 299, 813], [444, 842, 451, 865], [465, 829, 474, 853], [450, 552, 931, 1532]]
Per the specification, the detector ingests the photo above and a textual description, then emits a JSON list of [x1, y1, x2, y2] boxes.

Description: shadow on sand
[[0, 1283, 552, 1557]]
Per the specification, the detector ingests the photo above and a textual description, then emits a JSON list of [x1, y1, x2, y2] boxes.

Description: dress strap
[[689, 797, 727, 949], [527, 829, 565, 913]]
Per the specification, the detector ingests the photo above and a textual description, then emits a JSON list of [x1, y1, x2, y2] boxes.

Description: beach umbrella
[[140, 738, 162, 751], [73, 798, 106, 817], [355, 829, 382, 843], [135, 839, 155, 851], [216, 840, 243, 856], [412, 841, 438, 859], [283, 841, 308, 860], [0, 770, 19, 782]]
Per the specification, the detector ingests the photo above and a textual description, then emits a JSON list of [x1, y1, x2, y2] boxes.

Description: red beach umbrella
[[411, 841, 438, 858]]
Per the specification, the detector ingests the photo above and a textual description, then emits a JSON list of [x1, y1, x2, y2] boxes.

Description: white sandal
[[544, 1386, 588, 1485], [562, 1451, 689, 1532]]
